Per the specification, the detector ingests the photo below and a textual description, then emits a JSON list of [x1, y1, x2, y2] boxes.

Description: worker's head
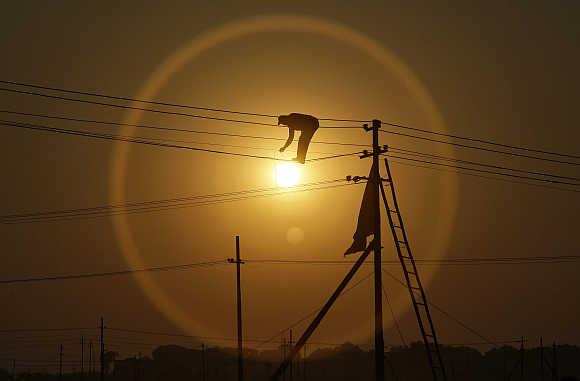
[[278, 114, 290, 126]]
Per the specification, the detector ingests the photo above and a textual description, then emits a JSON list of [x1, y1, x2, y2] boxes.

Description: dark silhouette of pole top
[[278, 113, 319, 164]]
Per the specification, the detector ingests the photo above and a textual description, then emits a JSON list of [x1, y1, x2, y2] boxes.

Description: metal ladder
[[380, 157, 448, 381]]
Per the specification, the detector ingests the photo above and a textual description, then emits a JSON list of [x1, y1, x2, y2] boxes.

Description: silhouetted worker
[[278, 113, 319, 164]]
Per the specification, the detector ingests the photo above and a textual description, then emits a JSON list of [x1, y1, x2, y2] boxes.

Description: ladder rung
[[393, 225, 402, 229], [415, 301, 425, 306], [397, 240, 407, 245], [410, 286, 421, 290], [401, 255, 412, 260], [389, 209, 399, 214], [407, 271, 416, 276]]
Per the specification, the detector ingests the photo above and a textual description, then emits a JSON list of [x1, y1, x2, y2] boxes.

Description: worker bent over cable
[[278, 113, 319, 164]]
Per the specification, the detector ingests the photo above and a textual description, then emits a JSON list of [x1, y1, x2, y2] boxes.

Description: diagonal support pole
[[269, 243, 374, 381]]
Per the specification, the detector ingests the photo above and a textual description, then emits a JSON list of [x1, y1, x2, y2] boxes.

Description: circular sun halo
[[275, 162, 300, 187]]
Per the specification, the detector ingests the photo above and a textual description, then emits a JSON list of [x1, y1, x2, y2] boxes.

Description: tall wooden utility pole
[[520, 336, 525, 381], [100, 317, 105, 381], [59, 344, 63, 381], [81, 336, 84, 381], [228, 236, 245, 381], [289, 330, 293, 381], [370, 119, 385, 381], [540, 337, 544, 381], [89, 340, 93, 379], [552, 342, 558, 381], [201, 343, 207, 381]]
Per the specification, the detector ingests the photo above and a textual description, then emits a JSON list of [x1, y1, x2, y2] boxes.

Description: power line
[[389, 147, 580, 182], [383, 154, 580, 187], [0, 120, 360, 163], [0, 109, 370, 148], [2, 79, 577, 158], [387, 157, 580, 193], [380, 130, 579, 166], [0, 255, 576, 286], [4, 109, 576, 183], [255, 271, 375, 350], [0, 79, 279, 119], [2, 179, 344, 220], [0, 328, 95, 333], [0, 260, 227, 284], [3, 110, 577, 188], [244, 255, 580, 266], [382, 121, 580, 160], [0, 87, 353, 129], [381, 268, 497, 347], [1, 180, 359, 224]]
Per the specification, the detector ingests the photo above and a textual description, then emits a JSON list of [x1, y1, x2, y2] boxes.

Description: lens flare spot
[[286, 226, 305, 245], [275, 162, 300, 188]]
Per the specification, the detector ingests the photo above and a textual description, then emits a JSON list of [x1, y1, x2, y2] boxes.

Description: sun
[[275, 162, 301, 187]]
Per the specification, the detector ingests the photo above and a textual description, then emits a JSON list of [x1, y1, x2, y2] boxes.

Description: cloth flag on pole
[[344, 161, 379, 255]]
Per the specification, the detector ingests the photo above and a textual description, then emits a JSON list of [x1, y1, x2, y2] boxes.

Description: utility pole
[[552, 342, 558, 381], [89, 340, 93, 380], [289, 330, 293, 381], [201, 343, 207, 381], [11, 359, 15, 381], [81, 335, 84, 381], [134, 353, 140, 381], [59, 344, 64, 381], [369, 119, 385, 381], [228, 235, 245, 381], [282, 337, 287, 381], [100, 317, 105, 381], [520, 336, 524, 381], [540, 337, 544, 381], [303, 345, 307, 381]]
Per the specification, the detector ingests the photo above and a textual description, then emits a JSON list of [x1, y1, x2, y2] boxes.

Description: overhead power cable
[[0, 260, 227, 284], [382, 120, 580, 159], [2, 180, 360, 224], [0, 109, 369, 148], [0, 120, 361, 163], [0, 87, 354, 129], [2, 79, 577, 158], [387, 157, 580, 193], [380, 130, 579, 166], [244, 255, 580, 266], [381, 268, 497, 347], [3, 109, 576, 187], [383, 154, 580, 187], [0, 255, 576, 286], [0, 79, 279, 118], [255, 271, 374, 350], [389, 147, 580, 182]]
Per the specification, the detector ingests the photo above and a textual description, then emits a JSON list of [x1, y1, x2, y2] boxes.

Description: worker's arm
[[279, 128, 295, 152]]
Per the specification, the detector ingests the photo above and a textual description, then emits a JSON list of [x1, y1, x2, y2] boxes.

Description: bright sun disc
[[275, 163, 300, 187]]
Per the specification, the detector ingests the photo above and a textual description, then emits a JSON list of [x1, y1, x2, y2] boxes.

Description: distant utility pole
[[11, 359, 15, 381], [540, 337, 544, 381], [289, 330, 293, 381], [228, 235, 245, 381], [81, 335, 84, 381], [201, 343, 207, 381], [520, 337, 524, 381], [134, 353, 140, 381], [89, 340, 93, 379], [59, 344, 64, 381], [302, 345, 307, 381], [100, 317, 105, 381], [552, 342, 558, 381]]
